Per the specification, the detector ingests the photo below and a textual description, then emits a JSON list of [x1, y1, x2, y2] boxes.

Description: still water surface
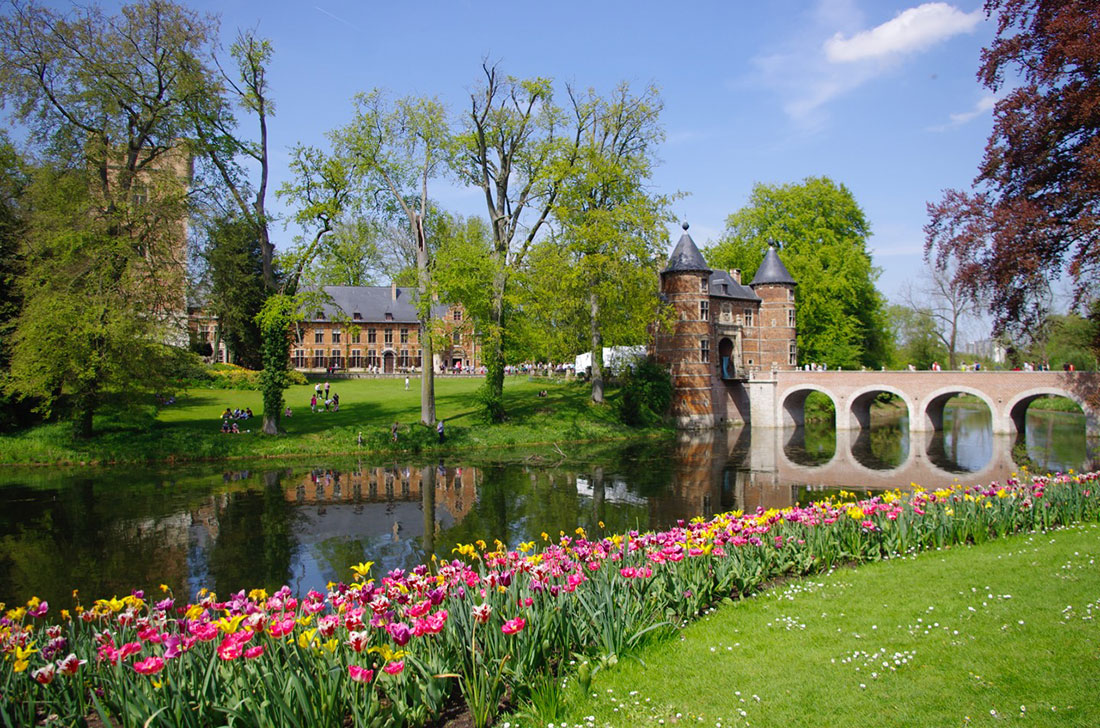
[[0, 407, 1093, 606]]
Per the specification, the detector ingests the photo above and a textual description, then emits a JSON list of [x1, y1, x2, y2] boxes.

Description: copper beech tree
[[925, 0, 1100, 347]]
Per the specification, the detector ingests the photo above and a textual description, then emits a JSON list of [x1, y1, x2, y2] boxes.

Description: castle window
[[400, 327, 409, 344], [330, 349, 343, 369], [700, 277, 708, 292], [788, 289, 795, 302], [744, 309, 753, 327], [384, 329, 393, 346], [293, 328, 303, 344], [453, 331, 461, 345], [332, 329, 341, 344], [788, 309, 795, 327], [453, 309, 462, 322], [350, 349, 363, 368], [789, 342, 797, 366], [368, 328, 376, 344], [292, 349, 306, 368], [314, 330, 324, 344], [700, 300, 709, 321], [351, 329, 361, 344], [700, 339, 710, 363]]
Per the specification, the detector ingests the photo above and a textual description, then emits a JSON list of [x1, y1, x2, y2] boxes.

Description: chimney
[[730, 269, 741, 284], [391, 282, 397, 301]]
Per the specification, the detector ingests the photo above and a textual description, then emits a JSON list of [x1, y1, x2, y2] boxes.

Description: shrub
[[617, 357, 672, 427]]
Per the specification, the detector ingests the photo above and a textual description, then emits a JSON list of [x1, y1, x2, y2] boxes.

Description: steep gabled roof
[[662, 224, 711, 274], [749, 246, 797, 286], [303, 286, 449, 323], [708, 270, 761, 301]]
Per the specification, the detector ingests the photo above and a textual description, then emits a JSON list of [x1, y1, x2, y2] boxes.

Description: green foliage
[[706, 177, 890, 369], [202, 214, 269, 369], [617, 358, 672, 427], [177, 363, 306, 391], [7, 164, 188, 438], [887, 304, 948, 370], [257, 294, 297, 433], [1033, 313, 1099, 371]]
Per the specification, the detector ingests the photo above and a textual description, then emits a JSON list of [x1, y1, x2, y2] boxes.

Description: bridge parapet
[[748, 370, 1100, 438]]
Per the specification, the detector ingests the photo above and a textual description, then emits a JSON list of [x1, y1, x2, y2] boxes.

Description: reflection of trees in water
[[207, 472, 295, 595], [784, 424, 836, 466], [851, 423, 908, 470]]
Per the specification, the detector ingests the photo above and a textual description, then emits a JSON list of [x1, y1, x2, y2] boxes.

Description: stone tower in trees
[[653, 227, 798, 429]]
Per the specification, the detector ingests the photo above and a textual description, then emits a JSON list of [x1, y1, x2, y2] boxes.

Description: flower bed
[[2, 470, 1097, 727]]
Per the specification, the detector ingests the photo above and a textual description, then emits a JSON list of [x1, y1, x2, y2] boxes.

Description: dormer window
[[353, 312, 362, 321], [315, 311, 325, 320], [385, 312, 393, 321]]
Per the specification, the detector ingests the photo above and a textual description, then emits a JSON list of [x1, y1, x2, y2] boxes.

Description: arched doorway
[[718, 338, 735, 379], [383, 351, 395, 373]]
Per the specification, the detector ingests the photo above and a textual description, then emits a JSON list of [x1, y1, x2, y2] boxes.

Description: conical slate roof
[[662, 223, 710, 274], [749, 246, 796, 286]]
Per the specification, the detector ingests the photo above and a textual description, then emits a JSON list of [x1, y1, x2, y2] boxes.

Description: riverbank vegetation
[[2, 470, 1096, 727], [0, 376, 670, 466]]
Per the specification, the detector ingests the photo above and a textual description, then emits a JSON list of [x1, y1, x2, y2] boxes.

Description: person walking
[[436, 419, 445, 444], [315, 382, 321, 399], [324, 381, 330, 399], [310, 394, 317, 413], [404, 376, 409, 391]]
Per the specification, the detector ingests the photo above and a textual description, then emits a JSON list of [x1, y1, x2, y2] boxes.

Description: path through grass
[[552, 523, 1100, 728]]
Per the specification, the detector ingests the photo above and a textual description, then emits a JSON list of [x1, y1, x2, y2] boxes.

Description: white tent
[[574, 346, 645, 375]]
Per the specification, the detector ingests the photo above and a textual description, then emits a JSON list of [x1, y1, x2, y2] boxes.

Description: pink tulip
[[133, 656, 165, 675], [501, 617, 526, 635], [348, 665, 375, 683]]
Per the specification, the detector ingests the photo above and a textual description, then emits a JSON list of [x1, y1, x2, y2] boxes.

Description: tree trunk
[[589, 290, 604, 404], [485, 269, 508, 422], [416, 215, 436, 425]]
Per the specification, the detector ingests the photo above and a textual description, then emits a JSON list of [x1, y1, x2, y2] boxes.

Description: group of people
[[311, 381, 340, 412], [219, 406, 252, 434]]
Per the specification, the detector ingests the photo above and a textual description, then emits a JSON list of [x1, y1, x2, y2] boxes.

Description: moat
[[0, 405, 1093, 607]]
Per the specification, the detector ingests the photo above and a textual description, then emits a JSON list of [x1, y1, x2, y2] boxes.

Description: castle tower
[[654, 224, 715, 428], [748, 246, 797, 370]]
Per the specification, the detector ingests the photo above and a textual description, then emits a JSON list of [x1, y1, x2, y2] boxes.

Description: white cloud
[[927, 93, 996, 131], [747, 2, 985, 126], [825, 3, 983, 63]]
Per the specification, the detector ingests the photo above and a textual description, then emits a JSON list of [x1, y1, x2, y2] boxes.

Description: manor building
[[288, 284, 480, 374], [652, 224, 797, 428]]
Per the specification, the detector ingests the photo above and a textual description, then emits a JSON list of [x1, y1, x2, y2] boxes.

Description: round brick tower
[[748, 246, 797, 370], [655, 223, 715, 428]]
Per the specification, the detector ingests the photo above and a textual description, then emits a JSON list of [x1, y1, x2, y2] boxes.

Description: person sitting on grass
[[231, 422, 240, 434], [284, 406, 293, 418], [221, 420, 230, 434], [222, 407, 232, 421], [331, 393, 339, 412]]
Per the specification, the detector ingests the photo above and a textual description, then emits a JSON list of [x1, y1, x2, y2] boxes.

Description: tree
[[454, 63, 582, 421], [544, 82, 673, 403], [302, 218, 382, 287], [898, 259, 982, 369], [202, 214, 267, 368], [925, 0, 1100, 349], [189, 29, 278, 294], [332, 91, 451, 425], [256, 145, 352, 435], [0, 132, 31, 431], [0, 0, 219, 436], [886, 304, 947, 370], [705, 177, 890, 369]]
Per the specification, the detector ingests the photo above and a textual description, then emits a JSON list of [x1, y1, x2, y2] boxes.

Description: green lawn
[[550, 523, 1100, 728], [0, 376, 665, 464]]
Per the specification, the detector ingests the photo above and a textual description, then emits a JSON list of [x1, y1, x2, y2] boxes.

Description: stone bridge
[[744, 370, 1099, 438]]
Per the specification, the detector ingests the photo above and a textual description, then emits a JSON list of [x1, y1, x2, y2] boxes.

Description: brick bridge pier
[[743, 370, 1099, 438]]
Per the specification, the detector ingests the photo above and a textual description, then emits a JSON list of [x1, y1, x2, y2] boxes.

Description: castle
[[652, 224, 797, 428]]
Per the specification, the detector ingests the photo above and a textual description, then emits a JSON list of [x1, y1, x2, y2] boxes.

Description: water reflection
[[0, 408, 1093, 606]]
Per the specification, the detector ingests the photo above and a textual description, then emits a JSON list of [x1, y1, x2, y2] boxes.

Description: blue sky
[[36, 1, 1003, 309]]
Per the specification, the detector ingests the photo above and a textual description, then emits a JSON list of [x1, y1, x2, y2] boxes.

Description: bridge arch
[[845, 384, 915, 432], [1004, 387, 1093, 437], [920, 386, 997, 434], [778, 385, 837, 429]]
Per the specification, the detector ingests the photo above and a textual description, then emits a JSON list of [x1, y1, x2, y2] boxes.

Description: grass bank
[[554, 523, 1100, 728], [0, 376, 670, 466]]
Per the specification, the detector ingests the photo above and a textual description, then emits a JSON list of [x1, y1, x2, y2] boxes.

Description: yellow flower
[[159, 584, 170, 593], [368, 644, 407, 662], [598, 521, 605, 529], [60, 609, 70, 621], [296, 614, 315, 627], [350, 562, 374, 579], [217, 614, 246, 634], [323, 638, 339, 653], [297, 629, 318, 649], [249, 588, 268, 601], [184, 604, 206, 621], [848, 507, 865, 520], [575, 526, 586, 537], [475, 539, 487, 550], [517, 541, 535, 553], [5, 607, 25, 622], [13, 659, 29, 673]]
